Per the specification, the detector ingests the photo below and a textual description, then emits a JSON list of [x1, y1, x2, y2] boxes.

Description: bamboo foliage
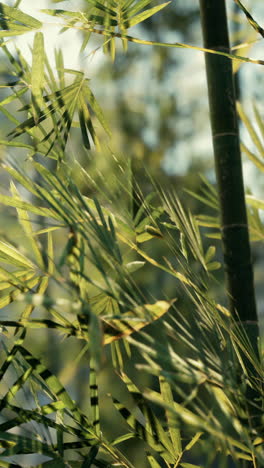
[[0, 155, 262, 465]]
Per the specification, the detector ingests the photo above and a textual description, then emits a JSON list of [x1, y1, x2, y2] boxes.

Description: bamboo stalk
[[199, 0, 258, 327]]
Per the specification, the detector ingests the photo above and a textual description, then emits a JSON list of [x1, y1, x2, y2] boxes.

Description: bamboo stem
[[199, 0, 258, 327]]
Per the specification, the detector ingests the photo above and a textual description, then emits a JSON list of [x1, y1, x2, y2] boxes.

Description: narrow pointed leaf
[[0, 2, 42, 29], [159, 375, 182, 454], [0, 240, 35, 269], [127, 2, 170, 28], [32, 32, 45, 122]]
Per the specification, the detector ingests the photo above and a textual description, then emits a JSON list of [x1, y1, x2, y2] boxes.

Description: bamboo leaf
[[78, 106, 91, 150], [83, 83, 111, 136], [147, 453, 162, 468], [0, 431, 62, 459], [81, 446, 99, 467], [126, 0, 154, 17], [144, 390, 253, 454], [0, 87, 28, 106], [0, 276, 39, 308], [84, 0, 117, 16], [125, 261, 145, 273], [55, 49, 65, 89], [10, 182, 45, 269], [237, 102, 264, 157], [113, 373, 175, 463], [0, 192, 60, 219], [112, 433, 135, 445], [103, 300, 173, 344], [235, 0, 264, 38], [127, 2, 170, 28], [159, 375, 182, 454], [246, 195, 264, 210], [241, 142, 264, 172], [32, 32, 45, 123], [184, 432, 203, 452], [0, 240, 35, 269], [0, 2, 42, 28], [180, 464, 202, 468], [205, 245, 216, 263], [206, 261, 221, 271], [15, 345, 94, 433], [253, 102, 264, 140], [3, 164, 40, 197], [0, 139, 34, 150], [47, 231, 54, 275]]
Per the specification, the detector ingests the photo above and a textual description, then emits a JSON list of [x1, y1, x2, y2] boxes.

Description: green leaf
[[83, 83, 111, 137], [0, 275, 39, 308], [84, 0, 117, 16], [144, 390, 253, 455], [184, 432, 203, 452], [0, 268, 34, 290], [55, 48, 65, 89], [205, 245, 216, 263], [10, 182, 45, 269], [180, 464, 202, 468], [206, 261, 221, 271], [237, 102, 264, 157], [0, 239, 35, 269], [241, 142, 264, 172], [103, 300, 173, 344], [78, 106, 91, 150], [112, 433, 135, 446], [32, 32, 45, 122], [0, 2, 42, 32], [253, 102, 264, 140], [147, 453, 162, 468], [0, 139, 34, 150], [0, 431, 62, 460], [0, 26, 32, 37], [127, 2, 170, 28], [0, 86, 28, 106], [235, 0, 264, 38], [81, 446, 99, 467], [246, 195, 264, 210], [113, 373, 175, 463], [159, 375, 182, 454], [0, 192, 60, 219], [125, 261, 145, 273]]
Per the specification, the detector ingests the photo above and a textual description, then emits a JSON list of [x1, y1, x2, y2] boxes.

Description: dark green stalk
[[199, 2, 261, 451], [199, 0, 257, 327]]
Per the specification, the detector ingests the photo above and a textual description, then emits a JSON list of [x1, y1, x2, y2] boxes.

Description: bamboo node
[[213, 132, 237, 138], [221, 223, 248, 230]]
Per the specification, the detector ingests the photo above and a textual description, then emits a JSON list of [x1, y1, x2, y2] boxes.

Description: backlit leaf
[[32, 32, 45, 123]]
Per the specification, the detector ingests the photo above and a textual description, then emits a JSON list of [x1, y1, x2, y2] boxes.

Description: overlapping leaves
[[43, 0, 170, 59], [0, 160, 173, 352], [0, 2, 41, 37], [0, 334, 136, 467], [0, 35, 111, 159], [0, 158, 263, 465]]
